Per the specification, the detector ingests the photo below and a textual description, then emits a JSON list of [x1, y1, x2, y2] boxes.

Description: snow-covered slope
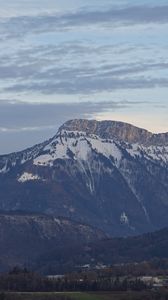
[[33, 129, 168, 168], [1, 119, 168, 175], [33, 130, 123, 167], [0, 139, 50, 174], [0, 119, 168, 236]]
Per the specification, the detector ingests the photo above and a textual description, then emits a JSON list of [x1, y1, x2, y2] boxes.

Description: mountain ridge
[[0, 211, 167, 274], [1, 119, 168, 158], [0, 119, 168, 236], [59, 119, 168, 146], [0, 213, 106, 273]]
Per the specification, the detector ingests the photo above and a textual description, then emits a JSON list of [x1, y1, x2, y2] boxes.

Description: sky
[[0, 0, 168, 154]]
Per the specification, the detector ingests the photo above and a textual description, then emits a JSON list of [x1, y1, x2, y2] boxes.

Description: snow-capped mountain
[[0, 119, 168, 236]]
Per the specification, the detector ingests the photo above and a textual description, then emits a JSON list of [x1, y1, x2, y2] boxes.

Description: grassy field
[[1, 291, 168, 300]]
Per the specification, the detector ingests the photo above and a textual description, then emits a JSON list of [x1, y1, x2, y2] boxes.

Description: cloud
[[0, 99, 166, 154], [0, 100, 139, 131], [0, 5, 168, 40], [0, 100, 146, 154], [1, 42, 168, 95], [4, 75, 168, 95], [59, 5, 168, 27], [1, 56, 168, 80], [0, 2, 167, 153]]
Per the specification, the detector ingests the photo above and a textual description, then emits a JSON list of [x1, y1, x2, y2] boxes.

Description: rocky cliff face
[[0, 119, 168, 237], [60, 119, 168, 145]]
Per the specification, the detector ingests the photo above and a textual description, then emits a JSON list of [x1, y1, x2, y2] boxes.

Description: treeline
[[95, 259, 168, 278], [0, 267, 147, 292], [60, 277, 147, 292]]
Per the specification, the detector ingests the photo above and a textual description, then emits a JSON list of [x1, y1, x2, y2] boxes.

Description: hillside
[[0, 213, 105, 273], [0, 212, 167, 274], [34, 227, 168, 274], [0, 119, 168, 236]]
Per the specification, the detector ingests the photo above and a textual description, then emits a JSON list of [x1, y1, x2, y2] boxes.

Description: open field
[[1, 291, 168, 300]]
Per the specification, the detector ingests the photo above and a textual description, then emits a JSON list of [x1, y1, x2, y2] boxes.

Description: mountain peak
[[59, 119, 168, 145], [0, 118, 168, 237]]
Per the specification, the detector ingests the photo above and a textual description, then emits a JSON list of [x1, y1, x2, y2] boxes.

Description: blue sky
[[0, 0, 168, 153]]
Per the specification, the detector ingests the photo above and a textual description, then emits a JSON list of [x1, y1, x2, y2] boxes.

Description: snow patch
[[120, 212, 129, 225], [127, 144, 168, 164], [0, 164, 8, 174], [33, 154, 55, 166], [33, 130, 122, 167], [54, 218, 61, 225], [18, 172, 41, 183]]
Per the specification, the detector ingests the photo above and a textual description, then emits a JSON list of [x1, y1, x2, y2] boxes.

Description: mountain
[[0, 213, 167, 274], [0, 213, 105, 273], [60, 119, 168, 145], [35, 227, 168, 274], [0, 119, 168, 236]]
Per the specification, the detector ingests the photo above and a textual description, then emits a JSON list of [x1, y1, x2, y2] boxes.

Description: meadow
[[1, 291, 168, 300]]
